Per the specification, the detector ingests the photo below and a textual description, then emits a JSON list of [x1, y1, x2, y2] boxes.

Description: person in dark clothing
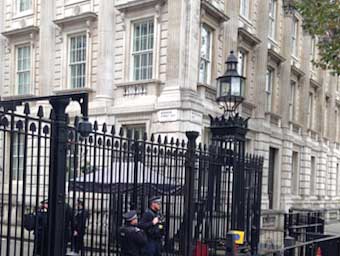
[[33, 200, 48, 256], [72, 199, 89, 255], [139, 196, 164, 256], [119, 210, 147, 256], [64, 202, 73, 254]]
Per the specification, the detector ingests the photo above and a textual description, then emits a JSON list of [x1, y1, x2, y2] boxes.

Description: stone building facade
[[1, 0, 340, 213]]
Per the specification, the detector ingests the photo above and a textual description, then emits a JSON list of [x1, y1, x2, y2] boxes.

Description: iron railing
[[0, 94, 264, 256], [259, 234, 340, 256]]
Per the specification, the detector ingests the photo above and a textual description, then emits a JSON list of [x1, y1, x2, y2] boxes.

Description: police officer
[[119, 210, 147, 256], [72, 199, 89, 255], [139, 196, 164, 256], [33, 199, 48, 256]]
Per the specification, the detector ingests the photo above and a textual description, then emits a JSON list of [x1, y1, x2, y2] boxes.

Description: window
[[310, 156, 316, 195], [291, 17, 298, 56], [240, 0, 250, 18], [122, 124, 146, 140], [310, 37, 316, 61], [268, 0, 277, 39], [16, 45, 31, 95], [199, 25, 213, 84], [17, 0, 32, 13], [291, 151, 299, 195], [12, 133, 24, 181], [268, 147, 278, 209], [265, 68, 274, 112], [307, 93, 314, 129], [237, 50, 247, 77], [324, 100, 329, 137], [132, 19, 154, 81], [337, 163, 340, 195], [69, 34, 87, 88], [289, 81, 297, 121]]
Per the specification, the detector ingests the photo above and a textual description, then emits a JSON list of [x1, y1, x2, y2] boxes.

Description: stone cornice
[[310, 78, 322, 90], [201, 0, 229, 23], [53, 12, 97, 28], [291, 64, 305, 79], [238, 27, 261, 47], [268, 48, 286, 65], [1, 25, 39, 38], [116, 0, 166, 13]]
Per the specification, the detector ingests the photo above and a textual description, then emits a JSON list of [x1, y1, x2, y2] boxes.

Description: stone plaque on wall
[[158, 110, 178, 122]]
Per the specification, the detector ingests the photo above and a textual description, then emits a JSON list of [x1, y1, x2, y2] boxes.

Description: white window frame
[[240, 0, 250, 18], [289, 81, 297, 121], [291, 151, 300, 195], [265, 68, 274, 112], [131, 18, 155, 81], [199, 24, 213, 84], [68, 33, 87, 89], [122, 124, 147, 140], [268, 0, 277, 39], [307, 92, 314, 129], [291, 17, 299, 57], [16, 0, 32, 14], [16, 44, 31, 95], [237, 50, 247, 77]]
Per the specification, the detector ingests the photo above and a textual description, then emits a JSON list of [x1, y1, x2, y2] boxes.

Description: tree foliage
[[295, 0, 340, 74]]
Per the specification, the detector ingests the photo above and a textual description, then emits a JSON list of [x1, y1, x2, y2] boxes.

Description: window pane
[[132, 19, 154, 81], [199, 25, 212, 84], [17, 45, 31, 95], [69, 34, 87, 88]]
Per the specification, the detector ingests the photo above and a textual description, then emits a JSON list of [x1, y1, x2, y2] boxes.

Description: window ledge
[[1, 94, 36, 101], [53, 12, 98, 28], [116, 79, 162, 97], [12, 10, 34, 20], [265, 111, 282, 127], [2, 25, 39, 38], [53, 87, 94, 95], [238, 27, 261, 47], [289, 120, 303, 134], [310, 78, 321, 90], [116, 0, 165, 12], [197, 82, 216, 101], [201, 0, 229, 23], [268, 48, 286, 65], [307, 128, 320, 141], [291, 64, 305, 79]]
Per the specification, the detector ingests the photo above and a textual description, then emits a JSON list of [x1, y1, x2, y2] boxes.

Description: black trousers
[[73, 234, 85, 253]]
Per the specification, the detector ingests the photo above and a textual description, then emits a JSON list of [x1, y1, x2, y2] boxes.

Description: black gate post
[[47, 97, 70, 256], [183, 131, 199, 256]]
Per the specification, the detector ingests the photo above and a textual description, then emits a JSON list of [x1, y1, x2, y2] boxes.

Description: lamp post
[[210, 51, 248, 231]]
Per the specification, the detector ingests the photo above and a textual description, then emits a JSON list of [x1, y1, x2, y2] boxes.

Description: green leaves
[[295, 0, 340, 75]]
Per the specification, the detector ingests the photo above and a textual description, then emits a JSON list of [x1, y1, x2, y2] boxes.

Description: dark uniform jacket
[[73, 208, 89, 237], [139, 209, 164, 241], [119, 224, 147, 256], [34, 209, 48, 255]]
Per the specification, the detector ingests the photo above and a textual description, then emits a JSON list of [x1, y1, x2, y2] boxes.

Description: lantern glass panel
[[220, 79, 231, 98], [231, 77, 241, 97]]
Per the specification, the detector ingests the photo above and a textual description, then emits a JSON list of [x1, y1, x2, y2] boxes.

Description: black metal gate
[[0, 93, 263, 256]]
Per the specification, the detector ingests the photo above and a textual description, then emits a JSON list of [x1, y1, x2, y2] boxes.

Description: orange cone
[[316, 247, 322, 256]]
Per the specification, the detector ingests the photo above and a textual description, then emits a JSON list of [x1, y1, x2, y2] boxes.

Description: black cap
[[40, 199, 48, 204], [123, 210, 138, 222], [149, 196, 161, 204]]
